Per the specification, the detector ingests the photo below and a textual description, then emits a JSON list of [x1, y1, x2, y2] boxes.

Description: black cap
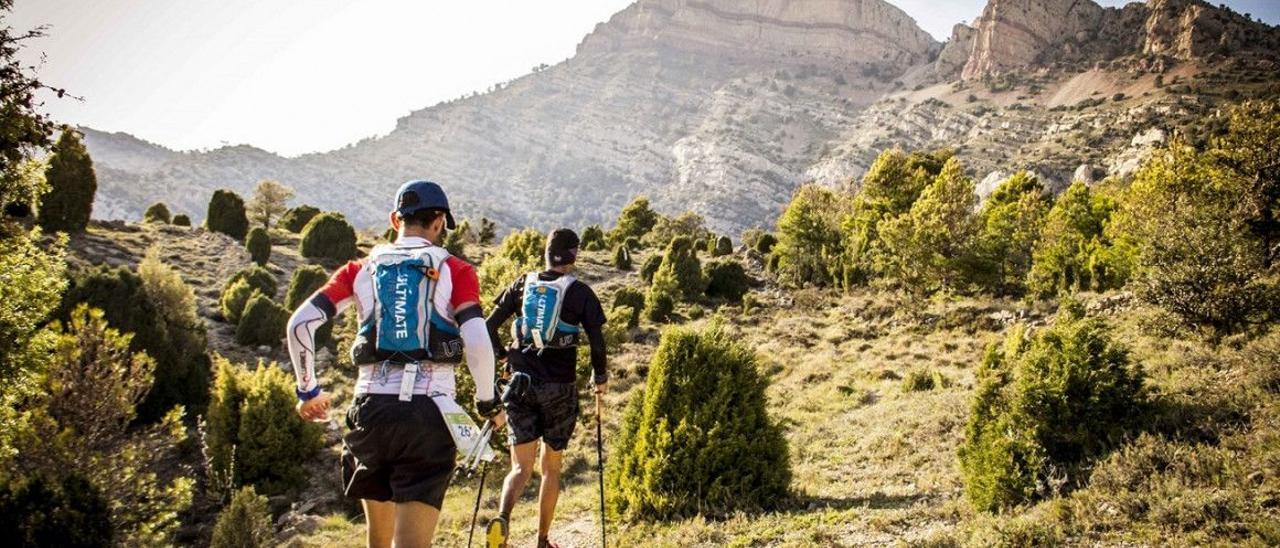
[[546, 228, 580, 267]]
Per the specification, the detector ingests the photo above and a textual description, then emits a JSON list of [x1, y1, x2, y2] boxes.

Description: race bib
[[431, 394, 496, 462]]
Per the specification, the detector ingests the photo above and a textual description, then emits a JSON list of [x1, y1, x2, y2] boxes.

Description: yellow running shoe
[[485, 516, 509, 548]]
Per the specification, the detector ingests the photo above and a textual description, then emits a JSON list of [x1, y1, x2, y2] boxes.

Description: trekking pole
[[595, 391, 607, 548], [464, 420, 495, 548], [467, 460, 488, 548]]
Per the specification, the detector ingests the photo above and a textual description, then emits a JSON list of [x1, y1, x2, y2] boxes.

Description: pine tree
[[171, 214, 191, 227], [971, 172, 1049, 295], [609, 196, 658, 245], [878, 158, 978, 296], [772, 185, 847, 287], [38, 130, 97, 233], [246, 179, 294, 229], [206, 189, 249, 241]]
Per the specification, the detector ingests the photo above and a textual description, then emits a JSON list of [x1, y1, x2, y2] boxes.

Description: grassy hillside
[[59, 219, 1275, 547]]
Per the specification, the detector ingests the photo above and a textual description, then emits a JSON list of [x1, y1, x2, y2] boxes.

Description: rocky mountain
[[82, 0, 1280, 234]]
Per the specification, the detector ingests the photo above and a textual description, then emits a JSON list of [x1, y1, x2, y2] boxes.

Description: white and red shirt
[[288, 236, 482, 398]]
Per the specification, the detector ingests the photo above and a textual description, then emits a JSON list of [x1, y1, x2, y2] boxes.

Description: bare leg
[[363, 499, 395, 548], [537, 444, 563, 540], [392, 501, 439, 548], [499, 441, 539, 517]]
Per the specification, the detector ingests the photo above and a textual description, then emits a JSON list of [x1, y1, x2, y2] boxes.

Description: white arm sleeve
[[460, 316, 496, 402], [286, 301, 329, 392]]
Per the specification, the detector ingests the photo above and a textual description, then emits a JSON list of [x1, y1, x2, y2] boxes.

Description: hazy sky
[[10, 0, 1279, 156]]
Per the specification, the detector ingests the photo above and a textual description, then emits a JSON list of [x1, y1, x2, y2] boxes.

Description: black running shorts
[[504, 380, 580, 452], [341, 394, 456, 509]]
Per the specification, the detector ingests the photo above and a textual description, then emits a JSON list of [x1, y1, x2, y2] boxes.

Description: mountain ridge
[[81, 0, 1280, 233]]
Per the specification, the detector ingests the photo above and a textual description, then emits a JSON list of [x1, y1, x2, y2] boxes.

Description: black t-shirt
[[486, 271, 607, 384]]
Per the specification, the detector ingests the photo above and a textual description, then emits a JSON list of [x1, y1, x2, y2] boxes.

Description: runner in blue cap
[[287, 180, 503, 548]]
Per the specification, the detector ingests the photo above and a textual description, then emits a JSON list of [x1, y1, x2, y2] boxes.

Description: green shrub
[[608, 325, 790, 519], [283, 265, 331, 346], [0, 472, 114, 548], [220, 281, 258, 325], [604, 306, 635, 350], [643, 290, 674, 323], [38, 130, 96, 234], [640, 254, 662, 284], [609, 196, 659, 244], [142, 202, 171, 224], [497, 228, 544, 269], [237, 365, 323, 493], [245, 227, 271, 266], [612, 244, 632, 271], [210, 486, 273, 548], [34, 306, 194, 545], [278, 205, 320, 233], [902, 368, 950, 392], [60, 260, 210, 422], [959, 306, 1145, 512], [645, 211, 708, 250], [299, 213, 357, 261], [703, 260, 750, 302], [284, 265, 327, 310], [171, 214, 190, 227], [479, 255, 522, 310], [581, 224, 607, 251], [477, 217, 497, 245], [713, 235, 733, 256], [443, 227, 467, 259], [652, 236, 703, 301], [204, 358, 322, 496], [226, 265, 277, 300], [235, 295, 288, 347], [612, 287, 646, 314], [1113, 138, 1274, 334], [206, 189, 249, 241]]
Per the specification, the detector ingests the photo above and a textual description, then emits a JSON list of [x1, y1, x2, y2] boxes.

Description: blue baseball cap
[[395, 180, 456, 230]]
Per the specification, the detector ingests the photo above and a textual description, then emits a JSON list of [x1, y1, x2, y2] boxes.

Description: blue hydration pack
[[352, 245, 463, 364], [513, 273, 580, 350]]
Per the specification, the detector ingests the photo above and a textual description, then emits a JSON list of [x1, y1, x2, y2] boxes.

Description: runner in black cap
[[483, 228, 608, 548]]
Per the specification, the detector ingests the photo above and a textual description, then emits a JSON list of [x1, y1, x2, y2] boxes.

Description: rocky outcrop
[[579, 0, 936, 67], [962, 0, 1105, 80], [960, 0, 1280, 80], [1142, 0, 1280, 61], [935, 24, 976, 80]]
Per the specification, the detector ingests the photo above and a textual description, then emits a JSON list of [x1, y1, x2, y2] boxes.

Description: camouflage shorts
[[504, 379, 579, 451]]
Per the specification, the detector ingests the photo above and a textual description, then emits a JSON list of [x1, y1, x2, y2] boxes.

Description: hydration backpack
[[352, 244, 464, 364], [513, 272, 581, 350]]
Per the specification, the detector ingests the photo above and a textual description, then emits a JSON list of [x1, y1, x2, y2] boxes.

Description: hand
[[296, 391, 332, 422], [491, 409, 507, 429], [594, 382, 607, 395]]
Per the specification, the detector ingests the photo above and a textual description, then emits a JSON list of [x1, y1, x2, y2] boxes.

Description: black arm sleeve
[[578, 284, 608, 384], [485, 277, 523, 356]]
